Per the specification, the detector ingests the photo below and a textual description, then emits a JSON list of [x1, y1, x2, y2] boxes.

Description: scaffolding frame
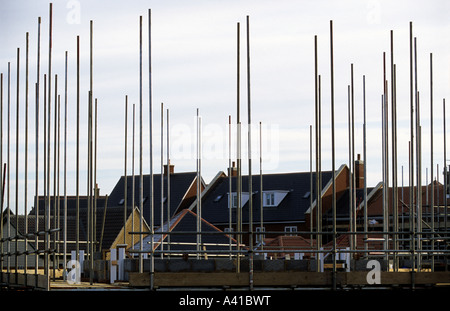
[[0, 3, 449, 291]]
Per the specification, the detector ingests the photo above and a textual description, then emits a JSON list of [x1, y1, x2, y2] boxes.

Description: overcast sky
[[0, 0, 449, 214]]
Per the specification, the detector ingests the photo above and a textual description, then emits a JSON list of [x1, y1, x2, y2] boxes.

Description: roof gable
[[136, 209, 239, 254], [108, 172, 199, 227], [196, 170, 334, 224]]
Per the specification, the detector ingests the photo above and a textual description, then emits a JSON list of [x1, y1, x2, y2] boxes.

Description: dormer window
[[264, 192, 275, 207], [228, 192, 250, 208], [231, 193, 238, 208], [262, 190, 289, 207]]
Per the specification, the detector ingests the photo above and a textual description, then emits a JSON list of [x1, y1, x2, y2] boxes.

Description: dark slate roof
[[30, 196, 109, 216], [137, 209, 239, 253], [107, 172, 199, 227], [197, 171, 333, 225], [20, 171, 198, 253], [4, 205, 134, 252], [85, 205, 134, 251], [4, 213, 87, 253], [325, 186, 376, 218], [29, 195, 126, 251]]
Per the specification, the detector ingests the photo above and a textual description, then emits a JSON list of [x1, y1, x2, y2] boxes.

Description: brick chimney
[[354, 154, 364, 189], [228, 161, 237, 177], [164, 163, 174, 175]]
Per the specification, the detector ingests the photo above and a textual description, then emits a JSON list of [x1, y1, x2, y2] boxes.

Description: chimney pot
[[228, 162, 238, 177], [164, 164, 174, 175]]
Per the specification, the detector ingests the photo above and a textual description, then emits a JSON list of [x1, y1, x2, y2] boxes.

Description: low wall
[[122, 258, 389, 281], [85, 257, 446, 283]]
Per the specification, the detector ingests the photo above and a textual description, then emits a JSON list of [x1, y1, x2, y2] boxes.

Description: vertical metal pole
[[330, 21, 337, 281], [443, 99, 447, 236], [402, 165, 404, 233], [228, 115, 233, 260], [425, 167, 430, 222], [430, 53, 434, 271], [166, 108, 171, 257], [87, 90, 92, 284], [15, 47, 20, 279], [148, 8, 155, 290], [76, 35, 80, 266], [393, 63, 398, 266], [391, 30, 398, 270], [160, 102, 164, 258], [53, 74, 57, 280], [7, 62, 10, 277], [409, 23, 415, 274], [385, 79, 390, 262], [259, 121, 263, 251], [409, 22, 415, 276], [57, 94, 61, 273], [132, 103, 135, 249], [310, 124, 313, 244], [228, 115, 232, 259], [47, 4, 53, 285], [437, 164, 440, 229], [348, 84, 352, 240], [419, 123, 423, 270], [409, 140, 411, 233], [46, 67, 51, 282], [363, 75, 368, 257], [89, 19, 94, 284], [94, 98, 98, 254], [351, 64, 356, 252], [199, 114, 202, 253], [381, 93, 386, 256], [318, 73, 322, 253], [35, 16, 41, 281], [414, 37, 421, 271], [314, 35, 321, 271], [124, 95, 128, 245], [56, 94, 61, 275], [236, 22, 242, 273], [63, 51, 68, 280], [138, 15, 144, 273], [196, 108, 200, 259], [43, 71, 46, 279], [383, 52, 389, 262], [246, 15, 254, 290], [24, 32, 29, 275]]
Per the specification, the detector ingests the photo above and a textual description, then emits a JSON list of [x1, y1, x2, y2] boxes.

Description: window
[[263, 192, 275, 207], [214, 194, 223, 202], [231, 193, 238, 208], [228, 192, 250, 208], [284, 226, 297, 236], [261, 190, 289, 207]]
